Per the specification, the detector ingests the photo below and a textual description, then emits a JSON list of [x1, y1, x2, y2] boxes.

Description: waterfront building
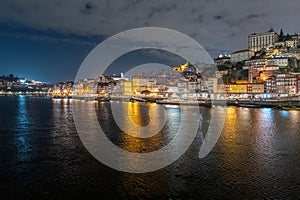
[[187, 82, 198, 93], [146, 78, 157, 91], [297, 74, 300, 94], [264, 73, 299, 97], [215, 83, 264, 99], [52, 81, 74, 97], [216, 84, 225, 94], [73, 80, 85, 95], [275, 73, 297, 96], [177, 82, 188, 95], [225, 84, 247, 94], [123, 81, 133, 96], [265, 76, 277, 95], [167, 86, 179, 94], [207, 78, 216, 94], [248, 83, 265, 94], [111, 79, 125, 96], [96, 75, 115, 95], [132, 77, 148, 94]]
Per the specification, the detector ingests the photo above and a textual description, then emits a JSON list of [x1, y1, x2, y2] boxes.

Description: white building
[[267, 57, 288, 67], [276, 74, 297, 95], [230, 49, 254, 63], [274, 41, 286, 48], [248, 28, 279, 52], [214, 54, 230, 66], [286, 40, 298, 48]]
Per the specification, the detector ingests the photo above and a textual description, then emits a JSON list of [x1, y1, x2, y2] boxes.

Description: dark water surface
[[0, 96, 300, 199]]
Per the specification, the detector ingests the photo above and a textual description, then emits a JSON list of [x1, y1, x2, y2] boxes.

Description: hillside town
[[0, 74, 52, 95], [3, 28, 300, 103], [62, 28, 300, 102]]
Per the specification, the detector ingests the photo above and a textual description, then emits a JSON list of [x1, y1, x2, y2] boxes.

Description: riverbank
[[213, 99, 300, 108]]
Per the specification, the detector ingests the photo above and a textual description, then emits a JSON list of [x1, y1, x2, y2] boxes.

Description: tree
[[9, 74, 14, 79], [234, 62, 244, 70], [279, 28, 284, 41]]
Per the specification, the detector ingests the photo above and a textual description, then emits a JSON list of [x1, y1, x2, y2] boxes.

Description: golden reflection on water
[[118, 102, 167, 197], [121, 103, 164, 153], [223, 107, 238, 144], [128, 102, 148, 127], [127, 102, 158, 127], [219, 106, 241, 167]]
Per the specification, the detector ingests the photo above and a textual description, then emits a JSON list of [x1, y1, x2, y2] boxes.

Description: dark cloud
[[247, 14, 259, 19], [0, 0, 299, 57], [81, 2, 95, 15], [214, 15, 223, 20]]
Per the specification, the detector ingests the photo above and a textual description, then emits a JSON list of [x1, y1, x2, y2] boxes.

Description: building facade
[[248, 28, 279, 52], [230, 49, 254, 63]]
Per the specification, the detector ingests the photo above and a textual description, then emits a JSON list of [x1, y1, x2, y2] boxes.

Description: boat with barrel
[[279, 105, 300, 111], [156, 98, 212, 107], [96, 94, 111, 102]]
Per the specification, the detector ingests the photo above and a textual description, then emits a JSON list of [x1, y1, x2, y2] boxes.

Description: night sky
[[0, 0, 299, 83]]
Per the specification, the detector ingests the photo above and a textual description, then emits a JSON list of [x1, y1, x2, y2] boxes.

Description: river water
[[0, 96, 300, 199]]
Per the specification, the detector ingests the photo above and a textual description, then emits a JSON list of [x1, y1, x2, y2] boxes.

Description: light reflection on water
[[15, 95, 31, 162], [1, 98, 300, 199], [111, 102, 167, 138]]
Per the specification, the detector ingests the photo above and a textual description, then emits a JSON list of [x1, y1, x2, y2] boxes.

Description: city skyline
[[1, 0, 300, 83]]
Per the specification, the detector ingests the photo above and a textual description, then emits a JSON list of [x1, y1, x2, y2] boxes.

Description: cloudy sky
[[0, 0, 299, 83]]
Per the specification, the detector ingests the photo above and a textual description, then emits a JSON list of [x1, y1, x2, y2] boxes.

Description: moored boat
[[129, 96, 147, 102], [52, 95, 72, 99], [236, 103, 260, 108], [280, 105, 300, 111], [96, 95, 111, 102], [156, 98, 212, 107]]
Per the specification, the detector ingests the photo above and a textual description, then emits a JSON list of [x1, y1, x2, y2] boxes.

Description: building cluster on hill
[[212, 28, 300, 99], [0, 74, 52, 95], [72, 28, 300, 100]]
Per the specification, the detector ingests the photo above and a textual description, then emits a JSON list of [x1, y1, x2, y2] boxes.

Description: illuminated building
[[214, 54, 230, 66], [225, 84, 247, 94], [267, 57, 288, 67], [275, 74, 297, 96], [173, 61, 189, 72], [52, 81, 74, 97], [297, 75, 300, 94], [110, 74, 130, 96], [96, 75, 115, 95], [215, 83, 265, 99], [248, 28, 279, 52], [265, 77, 276, 94], [132, 77, 148, 94], [123, 81, 133, 96], [230, 49, 254, 63]]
